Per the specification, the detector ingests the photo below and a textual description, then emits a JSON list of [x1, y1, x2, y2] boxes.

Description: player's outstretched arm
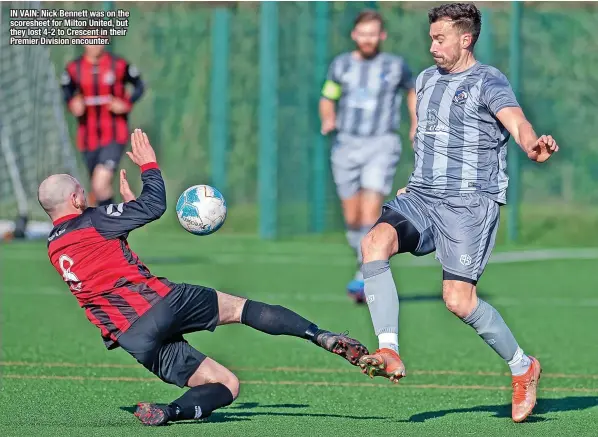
[[496, 107, 559, 163], [90, 129, 167, 239]]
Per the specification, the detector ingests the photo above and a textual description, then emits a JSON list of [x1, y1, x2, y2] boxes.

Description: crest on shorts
[[103, 70, 115, 85], [460, 254, 472, 266], [453, 88, 469, 105]]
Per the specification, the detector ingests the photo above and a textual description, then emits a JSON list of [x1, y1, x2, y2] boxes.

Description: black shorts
[[83, 143, 125, 175], [116, 283, 220, 388]]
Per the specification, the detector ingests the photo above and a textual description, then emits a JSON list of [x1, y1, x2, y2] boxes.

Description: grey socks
[[462, 298, 531, 375], [363, 260, 399, 352]]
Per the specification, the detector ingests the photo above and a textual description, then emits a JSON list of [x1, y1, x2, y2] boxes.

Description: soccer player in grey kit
[[356, 4, 558, 423], [319, 10, 417, 303]]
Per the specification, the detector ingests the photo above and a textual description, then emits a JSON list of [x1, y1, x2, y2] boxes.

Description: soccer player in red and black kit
[[39, 129, 369, 426], [61, 35, 145, 207]]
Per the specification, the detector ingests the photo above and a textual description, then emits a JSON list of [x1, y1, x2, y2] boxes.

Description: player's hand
[[527, 135, 559, 163], [409, 124, 417, 142], [69, 95, 85, 117], [109, 97, 131, 114], [119, 169, 136, 202], [127, 128, 157, 167], [396, 187, 407, 196], [321, 117, 336, 135]]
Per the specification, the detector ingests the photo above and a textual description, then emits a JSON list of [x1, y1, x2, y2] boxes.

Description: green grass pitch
[[2, 227, 598, 436]]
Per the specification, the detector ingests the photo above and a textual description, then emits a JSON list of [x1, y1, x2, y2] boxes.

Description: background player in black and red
[[38, 129, 368, 426], [61, 34, 145, 207]]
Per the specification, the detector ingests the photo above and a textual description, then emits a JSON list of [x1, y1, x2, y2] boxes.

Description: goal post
[[0, 1, 81, 239]]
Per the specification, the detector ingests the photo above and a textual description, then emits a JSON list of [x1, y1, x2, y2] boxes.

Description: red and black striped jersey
[[61, 52, 145, 152], [47, 164, 170, 349]]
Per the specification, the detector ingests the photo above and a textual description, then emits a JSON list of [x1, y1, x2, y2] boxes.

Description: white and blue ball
[[175, 185, 227, 235]]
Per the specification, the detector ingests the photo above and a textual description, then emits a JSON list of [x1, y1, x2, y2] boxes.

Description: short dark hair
[[354, 9, 385, 30], [428, 3, 482, 47]]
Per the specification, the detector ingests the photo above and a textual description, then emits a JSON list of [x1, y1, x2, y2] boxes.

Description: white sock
[[378, 333, 399, 353], [508, 347, 532, 376]]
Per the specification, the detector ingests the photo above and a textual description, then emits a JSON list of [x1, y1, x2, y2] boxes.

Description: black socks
[[241, 300, 324, 342], [168, 383, 234, 421]]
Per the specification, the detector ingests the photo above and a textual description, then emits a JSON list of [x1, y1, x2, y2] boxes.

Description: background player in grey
[[355, 4, 559, 423], [319, 10, 417, 303]]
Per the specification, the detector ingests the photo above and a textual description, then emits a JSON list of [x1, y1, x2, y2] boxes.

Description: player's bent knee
[[223, 372, 240, 400], [442, 279, 477, 318], [216, 291, 247, 325], [187, 358, 240, 399], [361, 223, 398, 262]]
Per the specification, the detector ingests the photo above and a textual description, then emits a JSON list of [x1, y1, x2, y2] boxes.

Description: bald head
[[38, 174, 86, 218]]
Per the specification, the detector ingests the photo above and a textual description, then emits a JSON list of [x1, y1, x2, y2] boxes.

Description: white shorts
[[331, 133, 401, 200]]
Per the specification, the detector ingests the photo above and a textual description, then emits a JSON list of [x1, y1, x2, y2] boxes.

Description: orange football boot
[[511, 356, 542, 423], [358, 348, 406, 383]]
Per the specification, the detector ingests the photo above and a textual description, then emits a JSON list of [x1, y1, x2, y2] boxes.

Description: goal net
[[0, 1, 80, 239]]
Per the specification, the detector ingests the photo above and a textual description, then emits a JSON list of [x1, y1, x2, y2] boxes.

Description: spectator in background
[[319, 10, 417, 303], [61, 34, 145, 206]]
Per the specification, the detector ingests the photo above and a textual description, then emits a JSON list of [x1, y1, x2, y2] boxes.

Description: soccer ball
[[175, 185, 227, 236]]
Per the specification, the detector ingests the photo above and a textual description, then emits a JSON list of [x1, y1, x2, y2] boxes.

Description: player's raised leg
[[215, 291, 369, 365], [357, 194, 433, 383]]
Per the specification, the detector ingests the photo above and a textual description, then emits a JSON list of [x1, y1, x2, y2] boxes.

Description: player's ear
[[351, 29, 358, 42], [380, 30, 387, 42], [462, 33, 472, 50], [70, 191, 79, 209]]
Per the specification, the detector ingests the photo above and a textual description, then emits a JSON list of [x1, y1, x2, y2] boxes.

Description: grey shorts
[[384, 189, 500, 282], [116, 283, 219, 388], [331, 133, 401, 199]]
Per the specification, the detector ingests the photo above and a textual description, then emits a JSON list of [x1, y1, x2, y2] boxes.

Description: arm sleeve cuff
[[141, 162, 159, 172]]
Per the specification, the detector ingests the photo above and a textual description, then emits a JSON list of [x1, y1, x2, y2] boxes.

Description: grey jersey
[[407, 62, 519, 204], [326, 52, 414, 136]]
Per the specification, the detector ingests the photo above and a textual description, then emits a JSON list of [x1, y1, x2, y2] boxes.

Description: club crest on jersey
[[103, 70, 115, 85], [453, 88, 469, 105], [425, 109, 439, 132]]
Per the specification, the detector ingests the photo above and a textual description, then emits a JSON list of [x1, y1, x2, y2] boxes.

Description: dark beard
[[357, 46, 380, 60]]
